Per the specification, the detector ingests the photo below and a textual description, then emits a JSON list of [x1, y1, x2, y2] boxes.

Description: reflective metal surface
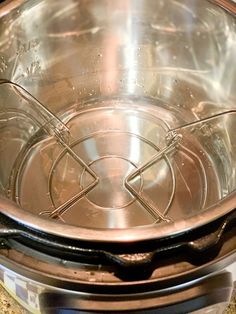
[[0, 0, 236, 239], [0, 238, 235, 313]]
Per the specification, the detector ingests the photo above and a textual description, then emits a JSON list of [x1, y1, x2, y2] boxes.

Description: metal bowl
[[0, 0, 236, 243]]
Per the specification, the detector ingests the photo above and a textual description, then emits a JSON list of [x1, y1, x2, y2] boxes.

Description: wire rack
[[1, 79, 236, 225]]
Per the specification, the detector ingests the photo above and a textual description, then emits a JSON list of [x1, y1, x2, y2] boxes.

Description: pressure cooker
[[0, 0, 236, 313]]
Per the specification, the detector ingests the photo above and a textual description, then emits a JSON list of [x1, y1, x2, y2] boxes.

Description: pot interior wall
[[0, 0, 236, 228]]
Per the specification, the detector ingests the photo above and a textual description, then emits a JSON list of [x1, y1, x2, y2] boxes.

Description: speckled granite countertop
[[0, 285, 27, 314]]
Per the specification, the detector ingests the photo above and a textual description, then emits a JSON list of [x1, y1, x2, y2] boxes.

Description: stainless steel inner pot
[[0, 1, 236, 314], [0, 0, 236, 242]]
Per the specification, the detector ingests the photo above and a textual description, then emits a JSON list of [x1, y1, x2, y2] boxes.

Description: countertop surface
[[0, 285, 27, 314]]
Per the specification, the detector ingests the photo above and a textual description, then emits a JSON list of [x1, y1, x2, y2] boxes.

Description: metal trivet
[[1, 79, 235, 225]]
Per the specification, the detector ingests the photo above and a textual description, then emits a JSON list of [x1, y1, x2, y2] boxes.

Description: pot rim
[[1, 192, 236, 243], [0, 0, 235, 17]]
